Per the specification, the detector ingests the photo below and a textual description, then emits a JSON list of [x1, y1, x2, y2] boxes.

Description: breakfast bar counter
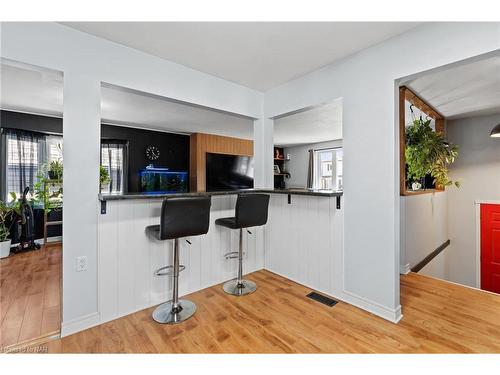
[[99, 188, 342, 200], [97, 188, 343, 327]]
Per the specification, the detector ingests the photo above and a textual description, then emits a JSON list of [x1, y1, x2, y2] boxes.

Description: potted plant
[[48, 159, 63, 180], [405, 117, 460, 190], [32, 169, 63, 215], [100, 165, 111, 186], [0, 194, 21, 258]]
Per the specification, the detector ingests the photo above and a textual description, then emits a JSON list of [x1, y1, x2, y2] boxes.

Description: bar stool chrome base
[[223, 279, 257, 296], [152, 299, 196, 324]]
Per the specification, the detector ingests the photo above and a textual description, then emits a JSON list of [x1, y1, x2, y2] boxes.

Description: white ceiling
[[1, 62, 254, 139], [0, 61, 64, 117], [1, 61, 342, 144], [406, 54, 500, 120], [61, 22, 420, 91], [274, 98, 342, 147], [100, 85, 254, 138]]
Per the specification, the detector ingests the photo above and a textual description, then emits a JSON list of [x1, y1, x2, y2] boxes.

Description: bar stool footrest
[[154, 265, 186, 276], [224, 251, 245, 259]]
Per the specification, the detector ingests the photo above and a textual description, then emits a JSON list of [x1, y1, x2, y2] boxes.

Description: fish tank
[[139, 165, 188, 193]]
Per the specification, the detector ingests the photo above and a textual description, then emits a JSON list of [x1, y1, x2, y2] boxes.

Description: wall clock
[[145, 145, 160, 161]]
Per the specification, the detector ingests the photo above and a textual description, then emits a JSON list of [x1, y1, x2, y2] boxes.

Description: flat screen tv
[[206, 153, 254, 192]]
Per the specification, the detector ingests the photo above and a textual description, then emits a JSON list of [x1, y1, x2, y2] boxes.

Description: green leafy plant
[[100, 165, 111, 186], [48, 159, 63, 180], [31, 163, 63, 214], [405, 118, 460, 189], [0, 193, 22, 242]]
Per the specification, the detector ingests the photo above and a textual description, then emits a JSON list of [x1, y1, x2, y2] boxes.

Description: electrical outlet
[[76, 256, 88, 272]]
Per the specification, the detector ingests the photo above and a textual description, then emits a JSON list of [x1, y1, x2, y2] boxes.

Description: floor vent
[[306, 291, 338, 307]]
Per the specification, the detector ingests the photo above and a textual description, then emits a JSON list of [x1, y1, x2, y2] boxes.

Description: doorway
[[480, 203, 500, 294], [0, 59, 63, 348], [398, 52, 500, 294]]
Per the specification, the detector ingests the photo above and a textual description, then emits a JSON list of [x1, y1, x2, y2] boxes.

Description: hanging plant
[[405, 117, 460, 189]]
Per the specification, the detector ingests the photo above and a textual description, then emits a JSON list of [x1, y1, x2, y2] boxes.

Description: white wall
[[265, 194, 345, 313], [400, 192, 449, 276], [283, 139, 342, 188], [1, 22, 265, 334], [2, 22, 499, 331], [264, 23, 500, 321], [419, 247, 449, 279], [446, 113, 500, 288]]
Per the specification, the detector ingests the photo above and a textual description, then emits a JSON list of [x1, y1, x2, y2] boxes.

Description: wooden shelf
[[43, 179, 63, 246], [402, 188, 444, 196]]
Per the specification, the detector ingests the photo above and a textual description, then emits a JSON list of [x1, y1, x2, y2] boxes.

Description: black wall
[[101, 124, 189, 192], [1, 110, 190, 193], [1, 110, 63, 134]]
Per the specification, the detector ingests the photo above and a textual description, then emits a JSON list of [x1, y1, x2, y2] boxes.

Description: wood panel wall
[[190, 133, 254, 192]]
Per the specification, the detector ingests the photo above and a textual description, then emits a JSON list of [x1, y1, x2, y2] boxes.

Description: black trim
[[100, 201, 107, 215], [411, 239, 451, 273]]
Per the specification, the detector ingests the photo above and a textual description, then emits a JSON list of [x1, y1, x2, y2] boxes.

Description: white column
[[62, 72, 101, 333], [253, 116, 274, 189]]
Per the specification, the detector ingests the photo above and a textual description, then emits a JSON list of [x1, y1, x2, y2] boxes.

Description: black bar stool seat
[[215, 193, 270, 296], [146, 196, 211, 324], [214, 217, 237, 229]]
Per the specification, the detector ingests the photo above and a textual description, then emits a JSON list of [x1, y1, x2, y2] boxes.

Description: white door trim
[[475, 203, 481, 289]]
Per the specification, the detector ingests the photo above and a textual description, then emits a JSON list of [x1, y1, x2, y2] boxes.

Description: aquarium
[[139, 165, 188, 193]]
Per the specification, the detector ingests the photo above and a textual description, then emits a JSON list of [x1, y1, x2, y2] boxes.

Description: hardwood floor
[[0, 244, 61, 349], [39, 269, 500, 353]]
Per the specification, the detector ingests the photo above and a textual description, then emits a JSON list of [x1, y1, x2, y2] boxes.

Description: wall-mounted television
[[206, 153, 254, 192]]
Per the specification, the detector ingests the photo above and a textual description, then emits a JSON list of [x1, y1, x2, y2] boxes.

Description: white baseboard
[[400, 263, 411, 275], [61, 312, 101, 337], [264, 267, 402, 324], [342, 290, 403, 323], [34, 236, 62, 245]]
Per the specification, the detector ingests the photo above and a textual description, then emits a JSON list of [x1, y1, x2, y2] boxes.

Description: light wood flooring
[[0, 244, 61, 349], [38, 269, 500, 353]]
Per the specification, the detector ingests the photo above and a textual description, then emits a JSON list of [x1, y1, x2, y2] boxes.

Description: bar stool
[[215, 193, 270, 296], [146, 196, 211, 324]]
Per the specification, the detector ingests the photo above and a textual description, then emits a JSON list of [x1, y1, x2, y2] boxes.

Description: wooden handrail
[[411, 239, 451, 273]]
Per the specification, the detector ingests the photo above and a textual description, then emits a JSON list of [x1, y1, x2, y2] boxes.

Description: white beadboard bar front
[[264, 193, 343, 299], [98, 195, 265, 324], [97, 192, 343, 326]]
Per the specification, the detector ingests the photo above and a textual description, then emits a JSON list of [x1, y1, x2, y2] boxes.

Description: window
[[314, 148, 343, 191], [46, 136, 63, 164], [5, 130, 45, 201], [4, 131, 64, 203], [101, 142, 127, 194]]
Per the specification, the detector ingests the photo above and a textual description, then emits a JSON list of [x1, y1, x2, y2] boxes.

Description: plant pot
[[1, 239, 12, 259]]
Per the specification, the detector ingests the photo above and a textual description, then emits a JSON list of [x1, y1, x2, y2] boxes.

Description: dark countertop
[[99, 188, 342, 201]]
